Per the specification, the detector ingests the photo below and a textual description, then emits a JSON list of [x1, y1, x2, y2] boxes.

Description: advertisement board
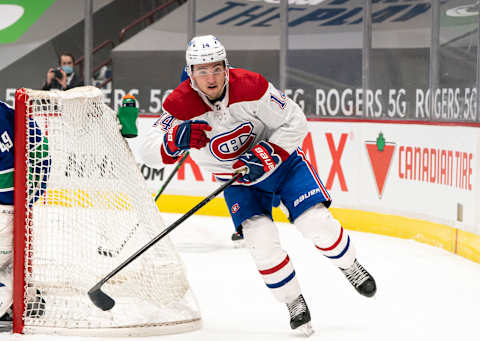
[[130, 117, 480, 236]]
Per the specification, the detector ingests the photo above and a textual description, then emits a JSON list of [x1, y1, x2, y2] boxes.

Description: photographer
[[42, 52, 84, 91]]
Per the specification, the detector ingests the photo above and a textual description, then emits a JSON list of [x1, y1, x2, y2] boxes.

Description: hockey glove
[[232, 141, 289, 183], [163, 120, 212, 156]]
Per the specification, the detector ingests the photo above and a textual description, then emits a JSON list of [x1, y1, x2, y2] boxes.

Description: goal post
[[13, 87, 201, 336], [13, 87, 28, 335]]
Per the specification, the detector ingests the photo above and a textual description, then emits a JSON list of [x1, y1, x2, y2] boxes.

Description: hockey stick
[[154, 151, 189, 201], [97, 153, 189, 258], [88, 173, 241, 311]]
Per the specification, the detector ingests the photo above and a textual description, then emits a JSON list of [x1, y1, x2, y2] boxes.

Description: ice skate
[[231, 231, 245, 248], [286, 294, 314, 336], [341, 259, 376, 297]]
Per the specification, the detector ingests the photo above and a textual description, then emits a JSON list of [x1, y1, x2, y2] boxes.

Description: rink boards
[[127, 117, 480, 264]]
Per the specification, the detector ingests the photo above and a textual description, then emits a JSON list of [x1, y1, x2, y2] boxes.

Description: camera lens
[[54, 68, 63, 78]]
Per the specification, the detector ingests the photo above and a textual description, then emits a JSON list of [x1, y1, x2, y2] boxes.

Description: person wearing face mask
[[42, 52, 84, 91]]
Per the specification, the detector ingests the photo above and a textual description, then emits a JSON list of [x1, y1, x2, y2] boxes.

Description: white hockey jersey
[[140, 68, 308, 179]]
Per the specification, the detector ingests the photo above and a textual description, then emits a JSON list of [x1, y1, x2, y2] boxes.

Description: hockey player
[[179, 65, 245, 246], [0, 100, 51, 321], [141, 35, 376, 335]]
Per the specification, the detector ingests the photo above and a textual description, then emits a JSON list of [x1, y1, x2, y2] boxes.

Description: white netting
[[16, 87, 201, 336]]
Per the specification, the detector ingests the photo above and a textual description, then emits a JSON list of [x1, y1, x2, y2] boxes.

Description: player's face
[[192, 62, 226, 100]]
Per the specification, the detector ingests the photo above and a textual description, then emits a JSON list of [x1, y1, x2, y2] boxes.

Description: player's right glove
[[232, 141, 289, 183], [163, 120, 212, 156]]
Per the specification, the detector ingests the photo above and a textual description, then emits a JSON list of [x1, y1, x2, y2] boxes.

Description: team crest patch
[[231, 203, 240, 214], [210, 122, 256, 161]]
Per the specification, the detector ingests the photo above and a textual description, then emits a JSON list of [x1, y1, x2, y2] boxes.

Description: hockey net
[[13, 87, 201, 336]]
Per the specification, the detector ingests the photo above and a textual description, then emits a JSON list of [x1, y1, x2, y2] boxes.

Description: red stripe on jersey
[[316, 227, 344, 251], [259, 255, 290, 275], [213, 172, 236, 177]]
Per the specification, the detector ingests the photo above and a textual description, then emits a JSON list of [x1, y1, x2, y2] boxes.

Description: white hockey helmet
[[186, 35, 229, 77]]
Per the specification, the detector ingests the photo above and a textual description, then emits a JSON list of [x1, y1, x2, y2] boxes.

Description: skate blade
[[232, 240, 245, 249], [296, 322, 314, 337]]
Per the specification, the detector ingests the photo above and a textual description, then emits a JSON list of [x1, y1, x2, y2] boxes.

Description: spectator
[[42, 52, 84, 91]]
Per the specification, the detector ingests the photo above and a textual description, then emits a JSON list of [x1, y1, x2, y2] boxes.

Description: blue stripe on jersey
[[265, 271, 296, 289], [0, 193, 13, 205]]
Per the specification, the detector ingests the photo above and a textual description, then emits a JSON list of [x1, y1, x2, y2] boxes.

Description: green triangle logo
[[365, 133, 396, 198]]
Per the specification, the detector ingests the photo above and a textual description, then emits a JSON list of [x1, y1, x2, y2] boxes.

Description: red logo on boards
[[210, 123, 256, 161], [365, 133, 396, 198]]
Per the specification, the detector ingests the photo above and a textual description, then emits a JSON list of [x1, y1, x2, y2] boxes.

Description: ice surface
[[3, 213, 479, 341]]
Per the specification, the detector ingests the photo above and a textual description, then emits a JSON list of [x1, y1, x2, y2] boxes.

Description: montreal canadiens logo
[[231, 203, 240, 214], [210, 122, 256, 161]]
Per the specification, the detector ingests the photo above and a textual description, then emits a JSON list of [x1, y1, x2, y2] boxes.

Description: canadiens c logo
[[210, 123, 256, 161], [231, 203, 240, 213]]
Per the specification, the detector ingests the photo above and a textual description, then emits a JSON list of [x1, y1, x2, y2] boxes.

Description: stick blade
[[88, 285, 115, 311]]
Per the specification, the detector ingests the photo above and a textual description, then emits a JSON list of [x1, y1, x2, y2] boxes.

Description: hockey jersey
[[0, 102, 14, 205], [0, 101, 51, 205], [140, 68, 308, 183]]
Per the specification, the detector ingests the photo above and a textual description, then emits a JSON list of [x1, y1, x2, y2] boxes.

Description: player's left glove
[[232, 141, 289, 183], [163, 120, 212, 157]]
